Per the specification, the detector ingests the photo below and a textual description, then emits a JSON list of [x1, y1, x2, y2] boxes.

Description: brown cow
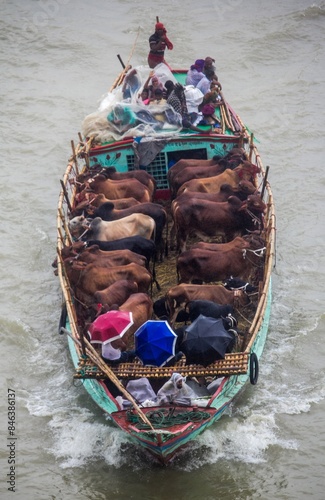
[[191, 235, 250, 252], [64, 260, 152, 303], [52, 241, 86, 270], [169, 163, 226, 199], [68, 214, 156, 242], [172, 180, 257, 207], [118, 292, 154, 348], [176, 162, 260, 196], [55, 241, 147, 269], [167, 155, 221, 187], [90, 193, 141, 209], [73, 244, 147, 269], [72, 193, 141, 217], [167, 147, 248, 187], [177, 234, 266, 284], [93, 280, 139, 308], [171, 194, 266, 252], [85, 174, 152, 202], [101, 167, 156, 199], [165, 284, 250, 325], [169, 181, 257, 248]]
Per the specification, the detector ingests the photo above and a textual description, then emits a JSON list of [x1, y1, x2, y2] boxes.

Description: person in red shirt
[[148, 22, 173, 68]]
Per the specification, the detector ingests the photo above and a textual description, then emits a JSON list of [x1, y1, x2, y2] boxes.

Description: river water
[[1, 0, 325, 498]]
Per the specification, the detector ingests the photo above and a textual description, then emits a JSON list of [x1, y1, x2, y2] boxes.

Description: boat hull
[[57, 62, 275, 465]]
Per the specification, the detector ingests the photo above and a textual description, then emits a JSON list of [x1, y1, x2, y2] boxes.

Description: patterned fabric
[[167, 91, 183, 115]]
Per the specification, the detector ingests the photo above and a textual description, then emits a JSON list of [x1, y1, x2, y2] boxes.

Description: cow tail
[[151, 253, 161, 292], [164, 216, 169, 258], [151, 223, 157, 244], [176, 259, 181, 284], [167, 297, 177, 325]]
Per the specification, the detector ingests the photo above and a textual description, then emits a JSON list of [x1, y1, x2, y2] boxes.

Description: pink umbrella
[[88, 310, 134, 344]]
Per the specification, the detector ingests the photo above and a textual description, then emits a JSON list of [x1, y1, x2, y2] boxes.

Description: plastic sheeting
[[126, 378, 157, 404], [81, 63, 202, 143]]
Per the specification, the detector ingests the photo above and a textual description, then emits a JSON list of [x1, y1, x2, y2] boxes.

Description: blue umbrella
[[134, 320, 177, 367]]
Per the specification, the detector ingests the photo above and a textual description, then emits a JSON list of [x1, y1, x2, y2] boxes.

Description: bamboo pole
[[249, 133, 254, 161], [219, 90, 235, 132], [261, 166, 270, 200], [58, 207, 72, 243], [221, 104, 233, 130], [109, 28, 140, 93], [60, 179, 73, 213], [70, 140, 80, 176], [220, 105, 226, 134]]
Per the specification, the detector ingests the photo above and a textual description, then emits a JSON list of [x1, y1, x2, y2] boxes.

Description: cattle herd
[[55, 146, 267, 358]]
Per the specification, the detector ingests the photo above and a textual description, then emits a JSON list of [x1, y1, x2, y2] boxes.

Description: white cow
[[68, 214, 155, 242]]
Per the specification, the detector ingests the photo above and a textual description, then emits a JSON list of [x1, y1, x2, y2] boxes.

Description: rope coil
[[126, 407, 211, 429]]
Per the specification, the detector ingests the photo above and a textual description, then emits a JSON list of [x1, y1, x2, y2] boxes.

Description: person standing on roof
[[148, 22, 173, 68]]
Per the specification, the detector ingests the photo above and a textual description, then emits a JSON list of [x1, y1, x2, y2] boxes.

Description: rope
[[245, 208, 263, 229], [126, 407, 211, 429], [246, 246, 266, 257]]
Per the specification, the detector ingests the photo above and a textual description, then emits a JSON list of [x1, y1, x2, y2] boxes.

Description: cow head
[[238, 180, 257, 196], [246, 195, 266, 213], [235, 161, 260, 180]]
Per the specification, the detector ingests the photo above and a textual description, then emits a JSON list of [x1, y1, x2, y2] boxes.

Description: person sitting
[[143, 70, 165, 98], [163, 80, 175, 99], [157, 372, 195, 405], [148, 22, 173, 69], [101, 338, 136, 365], [107, 103, 138, 134], [185, 59, 205, 86], [210, 79, 222, 92], [148, 88, 167, 122], [167, 83, 207, 133], [203, 56, 217, 79], [138, 87, 150, 105], [196, 68, 216, 96], [199, 104, 221, 128], [199, 89, 222, 112], [184, 85, 204, 125], [148, 75, 164, 99], [122, 66, 141, 100]]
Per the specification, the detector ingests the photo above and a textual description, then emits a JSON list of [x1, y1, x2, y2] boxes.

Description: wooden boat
[[55, 40, 275, 465]]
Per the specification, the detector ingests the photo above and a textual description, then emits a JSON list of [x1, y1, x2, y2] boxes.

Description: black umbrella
[[181, 314, 236, 367]]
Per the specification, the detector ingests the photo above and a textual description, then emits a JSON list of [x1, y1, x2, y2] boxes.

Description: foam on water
[[48, 410, 129, 469]]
